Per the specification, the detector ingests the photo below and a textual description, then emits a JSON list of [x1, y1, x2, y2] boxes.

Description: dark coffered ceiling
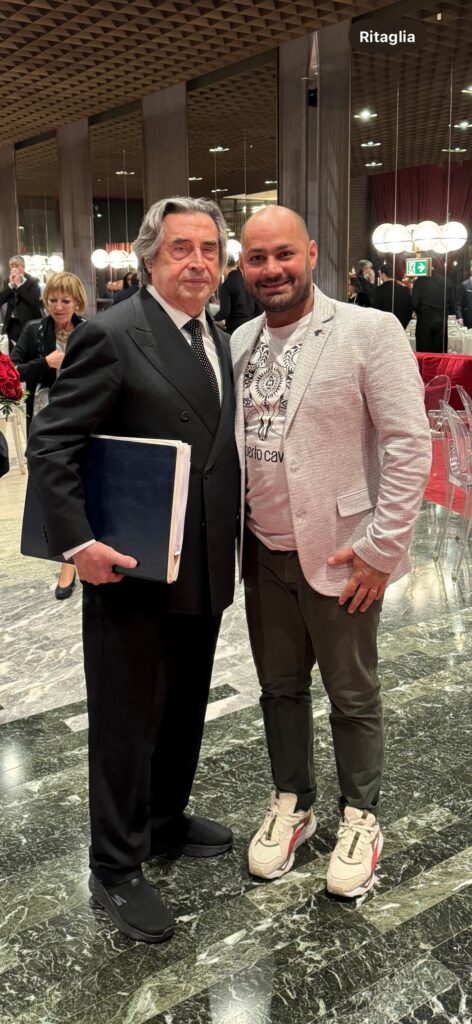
[[350, 0, 472, 177], [2, 0, 395, 147], [10, 1, 472, 208]]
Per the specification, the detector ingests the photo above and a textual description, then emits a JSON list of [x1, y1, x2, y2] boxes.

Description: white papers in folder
[[174, 446, 191, 556]]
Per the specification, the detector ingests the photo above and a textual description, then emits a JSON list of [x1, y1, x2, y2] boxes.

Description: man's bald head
[[241, 205, 310, 249], [239, 205, 317, 326]]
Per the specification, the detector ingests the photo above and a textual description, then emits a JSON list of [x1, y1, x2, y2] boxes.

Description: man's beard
[[254, 274, 312, 312]]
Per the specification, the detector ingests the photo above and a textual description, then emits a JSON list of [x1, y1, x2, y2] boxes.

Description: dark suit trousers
[[415, 313, 447, 353], [82, 577, 221, 884]]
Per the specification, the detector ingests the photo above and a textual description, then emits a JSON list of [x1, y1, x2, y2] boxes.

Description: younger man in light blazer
[[231, 206, 431, 897]]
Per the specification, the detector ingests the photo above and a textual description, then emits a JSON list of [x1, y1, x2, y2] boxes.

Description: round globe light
[[227, 238, 242, 260], [91, 249, 109, 269], [431, 236, 448, 255], [440, 221, 468, 253], [29, 254, 47, 271], [47, 254, 64, 273], [372, 223, 392, 253], [412, 221, 441, 250], [108, 249, 129, 269], [384, 224, 410, 253], [405, 226, 417, 252]]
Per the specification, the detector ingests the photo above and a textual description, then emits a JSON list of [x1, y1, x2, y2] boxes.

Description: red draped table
[[415, 352, 472, 410]]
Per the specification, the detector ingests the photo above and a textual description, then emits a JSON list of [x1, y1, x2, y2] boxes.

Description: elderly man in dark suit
[[27, 197, 240, 944], [0, 255, 42, 353]]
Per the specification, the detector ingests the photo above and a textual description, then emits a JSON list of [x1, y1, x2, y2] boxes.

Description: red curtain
[[371, 161, 472, 225]]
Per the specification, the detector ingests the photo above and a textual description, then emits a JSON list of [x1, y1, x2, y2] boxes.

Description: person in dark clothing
[[0, 256, 43, 353], [113, 272, 139, 304], [12, 270, 87, 599], [213, 256, 262, 334], [456, 265, 472, 329], [12, 271, 87, 434], [0, 433, 9, 478], [412, 258, 455, 353], [348, 276, 369, 307], [27, 197, 239, 945], [374, 262, 413, 329], [355, 259, 376, 307]]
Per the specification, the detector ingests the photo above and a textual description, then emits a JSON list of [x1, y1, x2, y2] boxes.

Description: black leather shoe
[[88, 873, 175, 944], [151, 812, 233, 858], [55, 574, 76, 600]]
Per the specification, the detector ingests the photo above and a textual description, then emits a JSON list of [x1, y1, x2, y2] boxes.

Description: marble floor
[[0, 436, 471, 1023]]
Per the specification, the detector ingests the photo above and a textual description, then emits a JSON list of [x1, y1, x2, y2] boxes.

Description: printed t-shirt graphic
[[243, 312, 311, 550]]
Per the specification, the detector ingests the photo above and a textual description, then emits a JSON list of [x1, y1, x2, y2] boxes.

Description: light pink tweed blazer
[[231, 285, 432, 596]]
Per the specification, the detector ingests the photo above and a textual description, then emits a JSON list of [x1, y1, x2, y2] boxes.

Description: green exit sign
[[406, 258, 432, 277]]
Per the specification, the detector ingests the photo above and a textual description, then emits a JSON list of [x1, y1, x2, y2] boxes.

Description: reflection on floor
[[0, 455, 471, 1023]]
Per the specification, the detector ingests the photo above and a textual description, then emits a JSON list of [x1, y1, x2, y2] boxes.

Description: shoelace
[[335, 819, 377, 861], [262, 805, 306, 843]]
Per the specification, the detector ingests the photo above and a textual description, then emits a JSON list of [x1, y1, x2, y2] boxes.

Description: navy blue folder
[[21, 435, 191, 583]]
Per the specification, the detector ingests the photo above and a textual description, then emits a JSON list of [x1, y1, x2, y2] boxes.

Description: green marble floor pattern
[[1, 504, 472, 1022]]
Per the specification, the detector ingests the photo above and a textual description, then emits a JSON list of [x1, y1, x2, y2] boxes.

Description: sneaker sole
[[249, 817, 317, 880], [326, 832, 384, 899], [151, 839, 233, 858], [89, 879, 175, 944]]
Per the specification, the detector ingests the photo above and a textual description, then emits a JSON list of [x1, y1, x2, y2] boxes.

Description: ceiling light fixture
[[115, 170, 135, 176], [354, 109, 378, 121], [265, 179, 277, 184], [442, 146, 467, 153], [453, 121, 472, 129], [188, 176, 203, 181], [361, 141, 381, 148], [372, 221, 468, 255], [461, 85, 472, 94], [209, 145, 229, 153], [211, 188, 228, 193], [365, 161, 383, 167]]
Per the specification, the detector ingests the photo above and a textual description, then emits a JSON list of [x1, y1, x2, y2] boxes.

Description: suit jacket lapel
[[127, 289, 220, 435], [284, 286, 335, 435]]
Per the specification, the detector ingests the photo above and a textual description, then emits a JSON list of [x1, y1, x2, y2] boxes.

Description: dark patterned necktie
[[184, 318, 220, 400]]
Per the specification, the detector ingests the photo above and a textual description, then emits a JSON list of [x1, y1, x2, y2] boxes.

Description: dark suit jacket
[[12, 313, 85, 390], [213, 268, 262, 334], [0, 274, 42, 334], [373, 280, 413, 329], [456, 277, 472, 329], [411, 271, 454, 317], [27, 288, 240, 616]]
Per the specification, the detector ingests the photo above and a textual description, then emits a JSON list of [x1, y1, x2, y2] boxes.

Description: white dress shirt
[[64, 284, 223, 560]]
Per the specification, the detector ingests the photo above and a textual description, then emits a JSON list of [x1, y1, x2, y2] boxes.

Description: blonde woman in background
[[12, 271, 87, 599]]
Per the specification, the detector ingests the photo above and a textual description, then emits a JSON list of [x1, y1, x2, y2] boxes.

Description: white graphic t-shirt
[[244, 311, 312, 550]]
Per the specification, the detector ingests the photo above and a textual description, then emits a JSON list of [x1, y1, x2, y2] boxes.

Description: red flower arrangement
[[0, 353, 23, 419]]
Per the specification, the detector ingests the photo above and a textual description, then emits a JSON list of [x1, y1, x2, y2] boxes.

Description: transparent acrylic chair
[[456, 384, 472, 430], [433, 400, 472, 578], [424, 375, 452, 435]]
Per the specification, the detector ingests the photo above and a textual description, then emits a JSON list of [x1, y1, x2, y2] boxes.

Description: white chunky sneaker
[[248, 791, 317, 880], [326, 806, 383, 898]]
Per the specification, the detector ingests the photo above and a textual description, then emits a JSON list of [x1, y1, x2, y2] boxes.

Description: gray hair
[[10, 254, 25, 267], [133, 196, 228, 283]]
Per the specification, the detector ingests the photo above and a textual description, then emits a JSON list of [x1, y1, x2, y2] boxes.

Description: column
[[0, 145, 19, 283], [316, 22, 351, 301], [142, 84, 188, 207], [277, 36, 312, 222], [57, 120, 95, 310]]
